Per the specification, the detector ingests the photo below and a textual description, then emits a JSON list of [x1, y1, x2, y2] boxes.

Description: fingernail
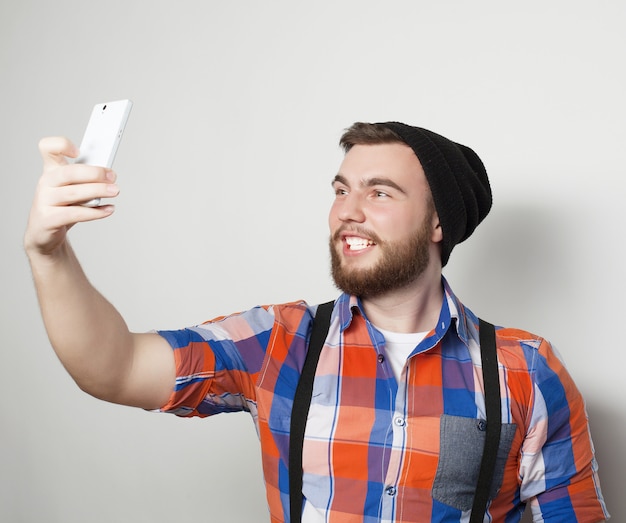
[[106, 184, 119, 195], [105, 170, 117, 182]]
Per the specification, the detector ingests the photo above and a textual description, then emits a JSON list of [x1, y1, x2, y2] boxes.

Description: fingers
[[37, 140, 119, 207], [37, 162, 118, 208], [39, 137, 117, 193], [47, 179, 120, 207], [46, 161, 116, 187], [39, 136, 80, 168]]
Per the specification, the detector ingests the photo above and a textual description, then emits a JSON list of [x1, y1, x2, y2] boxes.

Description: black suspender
[[288, 304, 501, 522], [289, 301, 334, 523], [470, 318, 501, 522]]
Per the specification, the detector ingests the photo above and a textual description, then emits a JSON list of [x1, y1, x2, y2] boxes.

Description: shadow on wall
[[583, 398, 619, 521], [445, 201, 576, 330]]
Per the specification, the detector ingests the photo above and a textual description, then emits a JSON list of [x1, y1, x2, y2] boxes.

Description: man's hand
[[24, 136, 120, 257]]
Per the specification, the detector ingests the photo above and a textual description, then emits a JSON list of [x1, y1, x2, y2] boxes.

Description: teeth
[[346, 237, 374, 251]]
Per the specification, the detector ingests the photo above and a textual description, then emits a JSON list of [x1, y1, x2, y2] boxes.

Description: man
[[25, 122, 609, 522]]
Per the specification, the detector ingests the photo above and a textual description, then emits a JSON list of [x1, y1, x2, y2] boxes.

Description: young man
[[25, 122, 609, 522]]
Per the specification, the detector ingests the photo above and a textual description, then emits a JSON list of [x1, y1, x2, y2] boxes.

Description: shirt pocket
[[431, 414, 517, 511]]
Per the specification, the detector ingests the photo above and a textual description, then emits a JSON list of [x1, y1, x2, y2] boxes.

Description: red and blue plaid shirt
[[157, 279, 608, 522]]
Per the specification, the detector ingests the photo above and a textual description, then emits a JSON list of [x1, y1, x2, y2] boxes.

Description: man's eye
[[334, 188, 348, 196], [375, 191, 389, 198]]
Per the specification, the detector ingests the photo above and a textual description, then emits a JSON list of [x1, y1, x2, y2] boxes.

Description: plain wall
[[1, 1, 624, 521]]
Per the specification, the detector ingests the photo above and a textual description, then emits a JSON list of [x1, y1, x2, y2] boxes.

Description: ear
[[431, 213, 443, 243]]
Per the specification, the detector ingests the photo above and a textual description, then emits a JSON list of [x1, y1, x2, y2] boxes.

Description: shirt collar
[[334, 276, 469, 346]]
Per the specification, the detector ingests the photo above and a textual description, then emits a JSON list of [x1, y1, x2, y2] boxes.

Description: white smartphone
[[75, 99, 133, 206]]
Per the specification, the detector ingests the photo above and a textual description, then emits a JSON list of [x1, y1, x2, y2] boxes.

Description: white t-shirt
[[375, 327, 428, 383]]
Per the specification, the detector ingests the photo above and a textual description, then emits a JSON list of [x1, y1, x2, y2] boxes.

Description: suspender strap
[[470, 319, 501, 522], [289, 301, 334, 523]]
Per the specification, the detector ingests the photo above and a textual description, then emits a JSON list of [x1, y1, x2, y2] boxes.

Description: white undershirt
[[375, 327, 428, 383], [301, 327, 427, 522]]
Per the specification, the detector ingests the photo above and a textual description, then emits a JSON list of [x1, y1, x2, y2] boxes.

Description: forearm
[[28, 240, 134, 400]]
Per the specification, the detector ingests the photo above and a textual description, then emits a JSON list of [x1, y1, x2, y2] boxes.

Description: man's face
[[328, 143, 441, 298]]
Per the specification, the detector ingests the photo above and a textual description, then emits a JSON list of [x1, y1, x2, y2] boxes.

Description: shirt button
[[394, 417, 406, 427], [385, 486, 397, 496], [477, 420, 487, 431], [377, 354, 385, 363]]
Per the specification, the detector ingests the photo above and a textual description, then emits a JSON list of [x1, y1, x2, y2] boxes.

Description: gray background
[[1, 1, 623, 521]]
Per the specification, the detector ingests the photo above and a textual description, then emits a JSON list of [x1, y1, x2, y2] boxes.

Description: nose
[[335, 192, 365, 223]]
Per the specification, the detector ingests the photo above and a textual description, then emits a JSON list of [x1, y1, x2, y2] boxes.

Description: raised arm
[[24, 137, 175, 409]]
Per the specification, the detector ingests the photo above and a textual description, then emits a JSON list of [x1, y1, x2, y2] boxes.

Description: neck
[[361, 267, 444, 333]]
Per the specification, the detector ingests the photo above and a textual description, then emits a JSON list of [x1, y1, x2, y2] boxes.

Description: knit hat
[[378, 122, 492, 266]]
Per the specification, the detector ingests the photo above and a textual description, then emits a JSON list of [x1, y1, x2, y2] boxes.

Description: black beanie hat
[[378, 122, 492, 266]]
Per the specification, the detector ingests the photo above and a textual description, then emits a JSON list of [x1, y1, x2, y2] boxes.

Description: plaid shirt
[[158, 279, 608, 522]]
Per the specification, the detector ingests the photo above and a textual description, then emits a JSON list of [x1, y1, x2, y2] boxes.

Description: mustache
[[331, 226, 383, 244]]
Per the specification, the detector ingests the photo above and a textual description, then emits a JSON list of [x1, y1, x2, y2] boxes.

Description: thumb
[[38, 136, 80, 168]]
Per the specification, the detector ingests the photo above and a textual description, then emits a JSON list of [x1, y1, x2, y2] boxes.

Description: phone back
[[75, 100, 133, 167]]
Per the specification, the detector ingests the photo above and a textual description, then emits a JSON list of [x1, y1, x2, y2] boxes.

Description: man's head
[[340, 122, 492, 266], [329, 122, 491, 297]]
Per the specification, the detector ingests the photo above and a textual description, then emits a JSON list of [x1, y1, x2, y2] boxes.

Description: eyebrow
[[332, 174, 407, 195]]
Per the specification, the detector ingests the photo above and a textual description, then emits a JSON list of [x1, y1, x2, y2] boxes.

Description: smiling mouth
[[345, 236, 376, 251]]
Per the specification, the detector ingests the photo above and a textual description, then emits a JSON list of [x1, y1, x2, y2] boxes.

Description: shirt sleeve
[[155, 305, 277, 418], [519, 338, 609, 522]]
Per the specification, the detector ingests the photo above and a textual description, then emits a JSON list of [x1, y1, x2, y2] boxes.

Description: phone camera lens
[[102, 105, 107, 111]]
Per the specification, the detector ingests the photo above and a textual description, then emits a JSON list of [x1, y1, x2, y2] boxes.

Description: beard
[[330, 217, 432, 298]]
